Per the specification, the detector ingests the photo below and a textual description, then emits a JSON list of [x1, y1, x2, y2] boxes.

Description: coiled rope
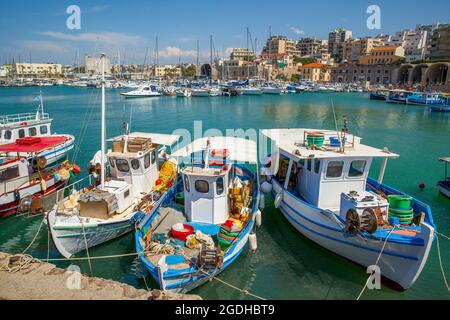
[[0, 254, 36, 273]]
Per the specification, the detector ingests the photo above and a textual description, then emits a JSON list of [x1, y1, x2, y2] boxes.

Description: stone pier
[[0, 252, 201, 300]]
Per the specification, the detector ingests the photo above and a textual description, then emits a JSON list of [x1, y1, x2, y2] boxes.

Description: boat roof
[[262, 128, 399, 160], [0, 136, 68, 153], [108, 132, 181, 147], [172, 136, 258, 163], [439, 157, 450, 163]]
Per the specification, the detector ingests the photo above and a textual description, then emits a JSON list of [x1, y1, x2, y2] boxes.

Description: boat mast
[[210, 35, 213, 85], [100, 53, 106, 189]]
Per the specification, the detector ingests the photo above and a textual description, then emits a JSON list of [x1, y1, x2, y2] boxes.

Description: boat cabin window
[[40, 125, 48, 134], [109, 157, 115, 168], [314, 159, 321, 174], [195, 180, 209, 194], [116, 159, 130, 173], [0, 166, 20, 182], [18, 129, 25, 138], [131, 159, 140, 170], [326, 161, 344, 178], [299, 159, 305, 168], [4, 130, 12, 140], [144, 153, 151, 169], [151, 150, 156, 165], [307, 159, 312, 171], [28, 127, 37, 137], [216, 177, 224, 195], [348, 160, 366, 177], [184, 175, 190, 192]]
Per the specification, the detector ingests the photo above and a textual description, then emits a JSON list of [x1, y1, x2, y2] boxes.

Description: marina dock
[[0, 252, 201, 300]]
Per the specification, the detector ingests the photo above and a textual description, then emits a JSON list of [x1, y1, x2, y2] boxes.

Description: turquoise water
[[0, 86, 449, 299]]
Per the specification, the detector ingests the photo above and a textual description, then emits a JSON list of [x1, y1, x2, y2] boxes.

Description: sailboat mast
[[100, 53, 106, 189], [210, 35, 213, 85]]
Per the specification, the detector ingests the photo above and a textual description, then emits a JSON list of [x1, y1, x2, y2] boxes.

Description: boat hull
[[438, 182, 450, 198], [271, 178, 434, 290]]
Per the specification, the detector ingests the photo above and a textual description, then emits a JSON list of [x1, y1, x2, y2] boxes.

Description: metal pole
[[100, 53, 106, 189], [378, 157, 388, 184]]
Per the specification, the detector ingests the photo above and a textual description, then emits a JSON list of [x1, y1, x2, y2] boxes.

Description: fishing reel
[[344, 208, 378, 235]]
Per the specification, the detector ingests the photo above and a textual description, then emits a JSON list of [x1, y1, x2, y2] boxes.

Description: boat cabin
[[0, 113, 52, 144], [0, 157, 29, 191], [263, 129, 399, 213]]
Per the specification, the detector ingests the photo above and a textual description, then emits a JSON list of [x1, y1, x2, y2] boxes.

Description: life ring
[[274, 191, 283, 209]]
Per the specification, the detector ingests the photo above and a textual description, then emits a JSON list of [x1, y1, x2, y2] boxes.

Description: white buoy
[[249, 233, 257, 252], [258, 194, 265, 210], [260, 181, 273, 194], [274, 192, 283, 209], [255, 210, 262, 227]]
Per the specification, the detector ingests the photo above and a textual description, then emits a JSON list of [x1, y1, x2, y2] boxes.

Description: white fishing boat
[[121, 85, 162, 98], [191, 88, 210, 97], [208, 87, 222, 97], [176, 89, 192, 97], [0, 94, 75, 166], [260, 85, 281, 95], [240, 87, 263, 96], [47, 55, 180, 258], [260, 126, 435, 290], [136, 136, 261, 293]]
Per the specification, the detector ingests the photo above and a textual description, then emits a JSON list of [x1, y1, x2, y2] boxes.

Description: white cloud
[[39, 31, 143, 46], [290, 27, 305, 35], [19, 40, 69, 53], [158, 46, 202, 59]]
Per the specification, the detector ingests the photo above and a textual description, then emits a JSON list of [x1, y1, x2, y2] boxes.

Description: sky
[[1, 0, 449, 65]]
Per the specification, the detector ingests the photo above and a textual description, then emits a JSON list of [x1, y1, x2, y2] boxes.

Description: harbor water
[[0, 86, 449, 299]]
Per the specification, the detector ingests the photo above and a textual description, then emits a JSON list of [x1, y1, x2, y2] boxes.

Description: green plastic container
[[389, 208, 414, 216], [218, 238, 232, 251], [387, 195, 412, 210], [306, 132, 325, 148], [175, 192, 184, 205]]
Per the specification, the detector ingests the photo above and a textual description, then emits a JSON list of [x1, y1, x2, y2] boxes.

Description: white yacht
[[121, 85, 162, 98]]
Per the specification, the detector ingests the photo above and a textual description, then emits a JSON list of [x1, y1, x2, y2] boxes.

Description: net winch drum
[[340, 191, 389, 234]]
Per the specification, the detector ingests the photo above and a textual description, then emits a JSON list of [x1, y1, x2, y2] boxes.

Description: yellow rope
[[0, 254, 36, 273]]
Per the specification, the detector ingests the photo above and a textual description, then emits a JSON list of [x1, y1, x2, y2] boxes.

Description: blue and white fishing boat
[[135, 136, 261, 293], [429, 97, 450, 112], [386, 90, 411, 104], [260, 127, 435, 290], [369, 91, 387, 101], [438, 157, 450, 198], [406, 92, 444, 105]]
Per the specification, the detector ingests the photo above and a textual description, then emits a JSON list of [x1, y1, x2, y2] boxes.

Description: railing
[[40, 175, 92, 212], [0, 113, 50, 125]]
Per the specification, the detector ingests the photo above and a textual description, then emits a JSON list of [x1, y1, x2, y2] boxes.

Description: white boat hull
[[271, 179, 434, 290], [261, 87, 281, 95], [438, 185, 450, 198]]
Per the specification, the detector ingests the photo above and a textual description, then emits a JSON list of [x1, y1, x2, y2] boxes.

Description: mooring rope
[[22, 218, 46, 254], [81, 221, 94, 276], [356, 226, 397, 300], [0, 254, 36, 273], [436, 233, 450, 292]]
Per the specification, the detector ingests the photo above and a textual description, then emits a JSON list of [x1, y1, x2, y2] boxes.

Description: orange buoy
[[72, 164, 81, 174]]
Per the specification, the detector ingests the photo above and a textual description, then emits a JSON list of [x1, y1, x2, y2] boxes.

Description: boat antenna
[[341, 115, 348, 153], [100, 53, 106, 189]]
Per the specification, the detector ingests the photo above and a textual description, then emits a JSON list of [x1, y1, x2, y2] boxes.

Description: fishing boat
[[260, 84, 282, 95], [0, 149, 79, 219], [176, 89, 192, 97], [190, 88, 210, 97], [135, 136, 261, 293], [121, 85, 162, 98], [47, 55, 180, 258], [406, 92, 444, 105], [239, 87, 263, 96], [429, 97, 450, 112], [260, 126, 435, 290], [369, 91, 387, 101], [438, 158, 450, 198], [386, 90, 411, 104]]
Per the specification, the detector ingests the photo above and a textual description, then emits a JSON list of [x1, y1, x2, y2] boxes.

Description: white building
[[328, 28, 352, 62], [389, 29, 428, 62], [84, 55, 111, 75], [230, 48, 255, 61], [0, 67, 9, 78], [15, 63, 62, 77]]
